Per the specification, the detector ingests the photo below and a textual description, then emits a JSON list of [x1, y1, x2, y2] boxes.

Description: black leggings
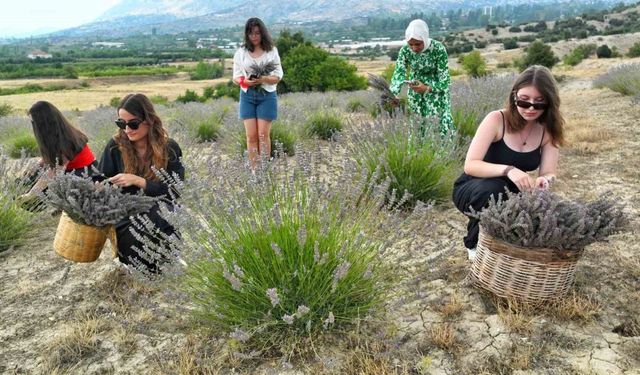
[[115, 203, 177, 273], [452, 174, 518, 249]]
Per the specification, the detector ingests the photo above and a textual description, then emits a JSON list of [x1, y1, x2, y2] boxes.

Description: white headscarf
[[405, 19, 431, 52]]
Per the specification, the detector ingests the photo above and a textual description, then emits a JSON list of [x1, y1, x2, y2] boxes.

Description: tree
[[275, 29, 310, 60], [461, 51, 487, 77], [628, 42, 640, 58], [519, 40, 558, 70], [280, 44, 366, 93]]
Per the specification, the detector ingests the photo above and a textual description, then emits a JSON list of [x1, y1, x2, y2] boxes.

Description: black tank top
[[483, 111, 544, 172]]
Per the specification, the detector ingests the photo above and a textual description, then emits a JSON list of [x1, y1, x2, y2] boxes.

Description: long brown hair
[[243, 17, 274, 52], [503, 65, 565, 147], [114, 93, 168, 180], [28, 101, 88, 167]]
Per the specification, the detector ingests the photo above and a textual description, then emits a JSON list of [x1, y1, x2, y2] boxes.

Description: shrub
[[196, 119, 221, 143], [509, 26, 522, 33], [109, 97, 121, 107], [503, 39, 519, 50], [628, 42, 640, 58], [596, 44, 613, 58], [211, 81, 240, 102], [0, 103, 13, 117], [176, 89, 201, 103], [350, 114, 461, 208], [460, 51, 487, 78], [563, 44, 597, 66], [281, 44, 367, 93], [234, 120, 297, 157], [518, 40, 558, 70], [0, 152, 34, 252], [381, 63, 395, 82], [150, 95, 169, 106], [451, 74, 516, 138], [304, 111, 343, 140], [497, 62, 511, 69], [9, 134, 39, 159], [190, 61, 224, 80], [472, 190, 628, 250], [346, 98, 365, 112], [165, 153, 400, 349], [593, 63, 640, 101]]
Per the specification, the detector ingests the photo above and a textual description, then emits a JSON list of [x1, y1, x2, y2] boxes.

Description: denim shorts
[[239, 87, 278, 121]]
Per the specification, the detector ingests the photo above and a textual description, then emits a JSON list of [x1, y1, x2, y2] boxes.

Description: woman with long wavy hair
[[99, 93, 184, 272]]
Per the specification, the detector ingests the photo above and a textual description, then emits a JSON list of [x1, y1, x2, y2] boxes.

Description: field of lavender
[[1, 62, 639, 374]]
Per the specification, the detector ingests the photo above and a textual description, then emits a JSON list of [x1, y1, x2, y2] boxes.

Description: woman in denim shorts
[[233, 17, 284, 169]]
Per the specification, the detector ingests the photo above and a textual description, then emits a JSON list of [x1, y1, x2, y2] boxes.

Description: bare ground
[[1, 62, 639, 374]]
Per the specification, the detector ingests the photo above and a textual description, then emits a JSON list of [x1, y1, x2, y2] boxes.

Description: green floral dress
[[390, 40, 454, 135]]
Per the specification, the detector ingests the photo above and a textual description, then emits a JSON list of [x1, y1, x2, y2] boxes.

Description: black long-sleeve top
[[98, 138, 185, 198]]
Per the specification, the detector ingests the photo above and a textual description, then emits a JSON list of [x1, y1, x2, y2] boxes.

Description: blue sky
[[0, 0, 122, 38]]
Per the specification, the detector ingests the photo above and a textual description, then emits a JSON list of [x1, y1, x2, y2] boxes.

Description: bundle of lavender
[[248, 61, 279, 79], [367, 73, 400, 109], [472, 190, 629, 250], [42, 174, 158, 227]]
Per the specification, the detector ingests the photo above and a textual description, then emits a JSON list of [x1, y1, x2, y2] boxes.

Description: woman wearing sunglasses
[[18, 101, 97, 207], [452, 65, 565, 261], [99, 93, 184, 272]]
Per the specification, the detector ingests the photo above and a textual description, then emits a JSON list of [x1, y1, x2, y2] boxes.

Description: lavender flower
[[332, 262, 351, 291], [266, 288, 280, 307], [296, 305, 310, 318], [282, 314, 295, 325], [223, 267, 242, 291]]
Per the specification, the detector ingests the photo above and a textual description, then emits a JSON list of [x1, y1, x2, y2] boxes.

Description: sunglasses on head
[[115, 118, 143, 130], [514, 97, 548, 110]]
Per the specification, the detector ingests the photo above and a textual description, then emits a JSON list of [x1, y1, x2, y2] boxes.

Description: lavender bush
[[141, 151, 414, 350], [348, 113, 462, 208], [42, 173, 158, 227], [473, 190, 629, 250], [0, 149, 36, 251], [450, 73, 516, 138], [593, 63, 640, 103]]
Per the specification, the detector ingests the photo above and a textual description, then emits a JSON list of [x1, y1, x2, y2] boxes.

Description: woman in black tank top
[[452, 66, 566, 260]]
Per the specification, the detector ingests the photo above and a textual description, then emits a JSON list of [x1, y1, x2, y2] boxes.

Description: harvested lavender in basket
[[42, 174, 158, 227], [471, 189, 629, 250]]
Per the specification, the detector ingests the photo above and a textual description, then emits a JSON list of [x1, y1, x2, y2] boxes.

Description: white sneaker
[[467, 248, 477, 262]]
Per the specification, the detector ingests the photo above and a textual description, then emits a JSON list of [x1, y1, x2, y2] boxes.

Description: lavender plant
[[593, 63, 640, 103], [0, 149, 36, 251], [450, 73, 516, 138], [139, 150, 412, 350], [304, 111, 343, 140], [348, 113, 462, 208], [473, 189, 629, 250], [230, 120, 297, 157], [42, 173, 158, 227]]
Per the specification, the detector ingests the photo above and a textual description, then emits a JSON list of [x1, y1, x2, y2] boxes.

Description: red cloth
[[66, 144, 95, 170], [238, 76, 249, 90]]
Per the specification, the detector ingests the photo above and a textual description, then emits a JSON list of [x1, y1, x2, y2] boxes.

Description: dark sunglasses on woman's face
[[514, 98, 548, 110], [115, 118, 143, 130]]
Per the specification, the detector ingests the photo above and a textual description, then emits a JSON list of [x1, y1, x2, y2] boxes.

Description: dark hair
[[114, 93, 169, 180], [28, 101, 88, 167], [504, 65, 565, 147], [243, 17, 274, 52]]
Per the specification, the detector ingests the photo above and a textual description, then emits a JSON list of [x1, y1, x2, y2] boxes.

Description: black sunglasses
[[514, 99, 548, 110], [115, 118, 143, 130]]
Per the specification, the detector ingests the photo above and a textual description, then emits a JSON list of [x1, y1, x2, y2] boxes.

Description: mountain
[[46, 0, 630, 39]]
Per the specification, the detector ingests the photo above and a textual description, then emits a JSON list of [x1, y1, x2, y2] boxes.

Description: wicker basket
[[53, 212, 110, 263], [469, 229, 583, 303]]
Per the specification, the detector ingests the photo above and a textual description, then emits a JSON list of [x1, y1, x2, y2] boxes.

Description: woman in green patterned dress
[[390, 19, 454, 136]]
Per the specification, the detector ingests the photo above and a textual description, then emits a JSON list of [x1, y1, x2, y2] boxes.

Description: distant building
[[27, 50, 52, 59], [92, 42, 125, 48]]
